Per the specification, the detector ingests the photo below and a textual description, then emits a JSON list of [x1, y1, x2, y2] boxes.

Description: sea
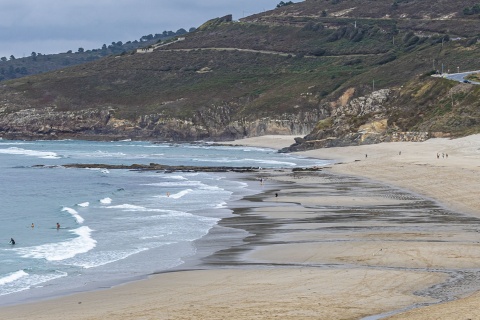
[[0, 139, 328, 305]]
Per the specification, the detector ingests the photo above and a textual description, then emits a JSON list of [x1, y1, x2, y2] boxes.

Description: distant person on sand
[[56, 222, 60, 230], [365, 154, 368, 158], [9, 238, 15, 245]]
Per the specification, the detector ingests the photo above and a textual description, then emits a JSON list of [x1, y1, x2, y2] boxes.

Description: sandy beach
[[2, 134, 480, 319]]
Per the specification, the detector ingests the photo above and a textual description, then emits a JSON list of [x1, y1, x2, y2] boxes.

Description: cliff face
[[283, 88, 431, 152], [0, 106, 320, 141]]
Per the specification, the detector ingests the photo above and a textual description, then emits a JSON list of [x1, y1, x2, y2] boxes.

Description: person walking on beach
[[56, 222, 60, 230], [9, 238, 15, 245]]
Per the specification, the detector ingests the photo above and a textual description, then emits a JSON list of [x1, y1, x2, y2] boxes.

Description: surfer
[[9, 238, 15, 245], [56, 222, 60, 230]]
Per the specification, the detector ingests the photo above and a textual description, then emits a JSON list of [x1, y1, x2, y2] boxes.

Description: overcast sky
[[0, 0, 302, 58]]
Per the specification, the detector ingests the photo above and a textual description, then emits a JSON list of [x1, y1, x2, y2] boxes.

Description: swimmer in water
[[56, 222, 60, 229], [9, 238, 15, 245]]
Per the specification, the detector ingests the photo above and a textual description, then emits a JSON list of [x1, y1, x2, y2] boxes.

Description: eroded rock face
[[283, 88, 430, 152], [0, 105, 321, 141]]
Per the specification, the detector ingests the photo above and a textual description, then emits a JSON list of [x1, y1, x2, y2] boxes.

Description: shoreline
[[2, 135, 480, 319]]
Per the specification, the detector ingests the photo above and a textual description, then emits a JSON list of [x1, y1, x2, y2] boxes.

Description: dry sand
[[2, 134, 480, 319]]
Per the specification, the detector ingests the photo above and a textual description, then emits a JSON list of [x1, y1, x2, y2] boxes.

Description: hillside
[[0, 0, 480, 145], [0, 29, 190, 82]]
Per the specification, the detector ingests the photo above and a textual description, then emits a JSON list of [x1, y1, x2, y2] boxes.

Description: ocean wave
[[0, 270, 28, 286], [169, 189, 192, 199], [85, 168, 110, 174], [163, 175, 188, 180], [145, 180, 204, 187], [0, 270, 67, 296], [100, 197, 112, 204], [0, 147, 61, 159], [105, 204, 146, 211], [62, 207, 85, 224], [64, 248, 149, 269], [87, 151, 127, 158], [77, 202, 89, 208], [115, 209, 196, 220], [15, 226, 96, 261], [215, 201, 227, 209]]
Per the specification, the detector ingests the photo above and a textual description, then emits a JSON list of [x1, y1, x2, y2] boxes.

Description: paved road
[[433, 70, 480, 84]]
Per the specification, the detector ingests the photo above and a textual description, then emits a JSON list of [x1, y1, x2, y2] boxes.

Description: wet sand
[[2, 135, 480, 319]]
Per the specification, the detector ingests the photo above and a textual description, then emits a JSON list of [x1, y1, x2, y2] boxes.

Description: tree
[[9, 55, 15, 60], [176, 28, 187, 35], [140, 34, 153, 42], [276, 1, 294, 8], [1, 57, 7, 62], [77, 47, 84, 53], [67, 50, 72, 53]]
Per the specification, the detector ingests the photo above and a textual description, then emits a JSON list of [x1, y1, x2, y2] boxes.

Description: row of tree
[[0, 28, 196, 62]]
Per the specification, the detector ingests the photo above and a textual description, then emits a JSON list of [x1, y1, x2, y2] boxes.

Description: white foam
[[0, 147, 60, 159], [65, 248, 148, 269], [215, 201, 228, 209], [0, 270, 28, 286], [100, 197, 112, 204], [77, 202, 89, 208], [165, 175, 188, 180], [105, 204, 146, 211], [85, 168, 110, 174], [145, 180, 204, 187], [62, 207, 85, 224], [169, 189, 192, 199], [15, 226, 96, 261], [0, 270, 67, 296]]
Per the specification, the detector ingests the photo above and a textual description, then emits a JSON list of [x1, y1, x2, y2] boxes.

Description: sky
[[0, 0, 302, 59]]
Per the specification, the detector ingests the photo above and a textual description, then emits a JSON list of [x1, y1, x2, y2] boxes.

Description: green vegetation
[[2, 0, 480, 140], [277, 1, 294, 8], [0, 29, 192, 81]]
